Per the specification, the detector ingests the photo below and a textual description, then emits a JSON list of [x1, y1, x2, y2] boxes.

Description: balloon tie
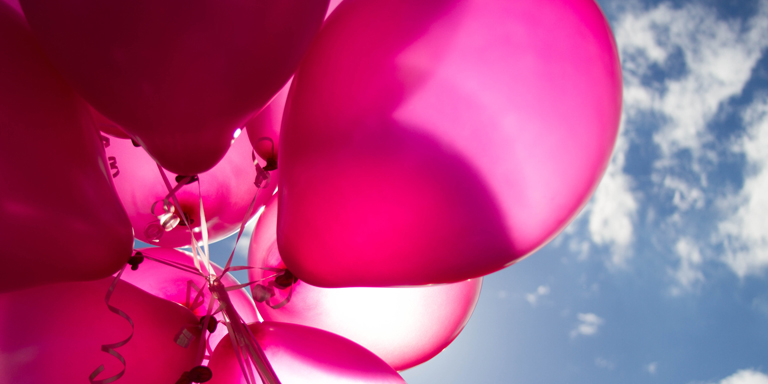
[[253, 138, 277, 171], [126, 252, 144, 271], [175, 366, 213, 384], [88, 262, 135, 384]]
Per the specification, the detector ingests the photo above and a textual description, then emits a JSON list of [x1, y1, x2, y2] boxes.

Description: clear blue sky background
[[206, 0, 768, 383]]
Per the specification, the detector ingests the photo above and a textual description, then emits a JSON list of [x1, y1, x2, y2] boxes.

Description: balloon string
[[156, 164, 214, 278], [89, 265, 134, 384], [212, 279, 282, 384], [223, 153, 272, 274]]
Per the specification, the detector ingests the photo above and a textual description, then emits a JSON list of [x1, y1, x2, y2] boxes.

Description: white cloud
[[525, 285, 550, 306], [570, 313, 604, 338], [595, 357, 615, 370], [617, 1, 768, 168], [669, 237, 705, 295], [588, 123, 638, 268], [588, 0, 768, 274], [719, 97, 768, 277], [714, 369, 768, 384], [663, 175, 706, 211], [647, 362, 658, 375]]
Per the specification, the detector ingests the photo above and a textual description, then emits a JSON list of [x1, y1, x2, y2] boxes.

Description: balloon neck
[[199, 315, 218, 334], [273, 269, 298, 290], [127, 252, 144, 271], [264, 157, 278, 172], [176, 366, 213, 384]]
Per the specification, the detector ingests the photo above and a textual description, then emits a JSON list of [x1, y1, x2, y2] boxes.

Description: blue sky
[[206, 0, 768, 383]]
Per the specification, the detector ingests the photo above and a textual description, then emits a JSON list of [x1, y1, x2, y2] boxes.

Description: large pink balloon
[[209, 322, 406, 384], [278, 0, 622, 287], [19, 0, 329, 175], [0, 3, 133, 293], [121, 247, 259, 351], [103, 129, 276, 248], [249, 200, 482, 370], [0, 277, 201, 383]]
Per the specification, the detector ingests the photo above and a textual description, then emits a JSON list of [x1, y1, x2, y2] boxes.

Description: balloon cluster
[[0, 0, 621, 383]]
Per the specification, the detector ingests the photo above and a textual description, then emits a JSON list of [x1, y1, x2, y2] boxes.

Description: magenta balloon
[[90, 105, 131, 139], [121, 247, 259, 351], [1, 0, 21, 14], [278, 0, 622, 287], [0, 4, 133, 293], [246, 82, 289, 166], [19, 0, 329, 175], [209, 322, 406, 384], [249, 200, 482, 370], [0, 278, 201, 383], [103, 129, 276, 248]]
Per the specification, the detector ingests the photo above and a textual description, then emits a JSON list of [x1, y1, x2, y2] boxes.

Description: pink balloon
[[278, 0, 622, 287], [249, 200, 482, 370], [246, 82, 289, 168], [103, 129, 276, 248], [19, 0, 329, 175], [0, 4, 133, 293], [121, 247, 259, 352], [0, 277, 201, 383], [208, 322, 406, 384]]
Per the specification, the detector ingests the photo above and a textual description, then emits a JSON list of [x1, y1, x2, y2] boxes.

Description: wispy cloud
[[719, 96, 768, 277], [595, 357, 615, 370], [646, 362, 658, 375], [570, 313, 604, 338], [525, 285, 550, 306], [669, 237, 705, 295], [581, 0, 768, 276], [588, 123, 638, 267]]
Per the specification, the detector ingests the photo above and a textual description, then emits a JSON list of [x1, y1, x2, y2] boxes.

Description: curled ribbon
[[89, 265, 135, 384]]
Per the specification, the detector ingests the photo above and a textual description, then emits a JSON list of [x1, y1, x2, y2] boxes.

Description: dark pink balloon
[[278, 0, 622, 287], [0, 0, 21, 15], [0, 4, 133, 293], [121, 247, 259, 351], [90, 105, 131, 139], [0, 277, 201, 383], [249, 200, 482, 370], [208, 322, 406, 384], [103, 129, 276, 248], [19, 0, 329, 175]]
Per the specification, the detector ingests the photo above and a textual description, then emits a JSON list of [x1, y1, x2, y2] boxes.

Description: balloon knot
[[199, 315, 218, 333], [273, 269, 299, 290], [263, 157, 278, 172], [130, 139, 141, 147], [127, 253, 144, 271], [175, 175, 199, 185], [176, 366, 213, 384]]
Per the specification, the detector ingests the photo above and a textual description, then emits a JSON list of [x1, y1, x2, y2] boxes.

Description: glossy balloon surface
[[121, 247, 259, 351], [0, 4, 133, 293], [278, 0, 622, 287], [208, 322, 406, 384], [20, 0, 329, 175], [103, 129, 276, 248], [249, 200, 482, 370], [0, 278, 201, 383]]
